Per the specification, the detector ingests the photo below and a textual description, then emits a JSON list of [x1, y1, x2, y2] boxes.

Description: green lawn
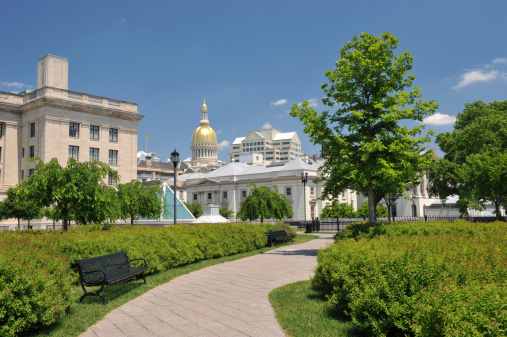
[[270, 280, 365, 337], [23, 234, 318, 337]]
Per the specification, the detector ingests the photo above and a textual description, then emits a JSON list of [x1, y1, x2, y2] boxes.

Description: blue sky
[[1, 0, 507, 163]]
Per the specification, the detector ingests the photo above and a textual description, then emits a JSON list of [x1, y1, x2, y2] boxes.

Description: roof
[[273, 132, 296, 141], [253, 131, 266, 139], [232, 137, 246, 145], [185, 158, 320, 185]]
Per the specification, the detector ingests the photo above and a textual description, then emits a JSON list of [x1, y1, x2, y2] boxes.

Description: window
[[242, 190, 247, 198], [29, 146, 35, 158], [223, 191, 227, 199], [69, 145, 79, 160], [0, 124, 3, 138], [310, 187, 315, 197], [109, 128, 118, 142], [109, 150, 118, 165], [0, 147, 1, 161], [89, 148, 99, 161], [90, 125, 100, 140], [22, 148, 24, 158], [69, 122, 79, 138], [207, 192, 212, 200], [193, 193, 197, 201], [286, 187, 292, 196], [21, 170, 24, 180], [108, 173, 117, 186], [29, 169, 35, 176], [30, 123, 35, 137], [180, 191, 184, 200]]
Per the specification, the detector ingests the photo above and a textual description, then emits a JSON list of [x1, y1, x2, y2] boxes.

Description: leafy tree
[[17, 158, 119, 231], [0, 187, 42, 229], [320, 201, 356, 218], [184, 202, 203, 218], [219, 207, 234, 219], [117, 180, 162, 225], [428, 100, 507, 219], [236, 184, 294, 223], [356, 201, 388, 219], [290, 32, 437, 223]]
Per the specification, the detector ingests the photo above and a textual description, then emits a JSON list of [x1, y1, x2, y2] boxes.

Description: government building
[[0, 55, 142, 201]]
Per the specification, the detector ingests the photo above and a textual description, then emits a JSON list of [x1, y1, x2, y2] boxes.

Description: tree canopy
[[16, 158, 119, 230], [320, 201, 356, 218], [290, 32, 437, 223], [428, 100, 507, 219], [117, 180, 162, 225], [236, 184, 294, 223], [0, 187, 41, 229]]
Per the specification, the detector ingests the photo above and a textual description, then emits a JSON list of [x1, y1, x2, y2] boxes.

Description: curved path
[[81, 234, 334, 337]]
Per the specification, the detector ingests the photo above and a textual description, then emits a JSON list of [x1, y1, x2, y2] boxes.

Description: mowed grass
[[270, 280, 364, 337], [23, 233, 318, 337]]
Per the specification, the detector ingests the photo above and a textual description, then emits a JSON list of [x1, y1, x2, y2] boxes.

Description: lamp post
[[301, 172, 308, 223], [171, 149, 180, 226]]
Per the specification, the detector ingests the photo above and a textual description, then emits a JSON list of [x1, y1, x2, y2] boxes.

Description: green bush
[[314, 221, 507, 336], [0, 222, 269, 335]]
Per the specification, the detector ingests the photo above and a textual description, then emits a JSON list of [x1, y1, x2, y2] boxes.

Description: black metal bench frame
[[75, 251, 148, 305], [266, 230, 294, 246]]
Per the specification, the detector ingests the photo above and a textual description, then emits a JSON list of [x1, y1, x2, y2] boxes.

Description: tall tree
[[291, 32, 437, 223], [236, 184, 293, 223], [428, 100, 507, 219], [17, 158, 119, 230], [117, 180, 162, 225]]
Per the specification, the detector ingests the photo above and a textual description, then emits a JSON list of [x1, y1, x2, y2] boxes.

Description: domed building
[[189, 100, 221, 171]]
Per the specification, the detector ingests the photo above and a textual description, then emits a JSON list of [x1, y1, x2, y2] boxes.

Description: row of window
[[68, 146, 118, 164], [191, 186, 311, 202], [19, 167, 117, 186], [69, 123, 118, 142]]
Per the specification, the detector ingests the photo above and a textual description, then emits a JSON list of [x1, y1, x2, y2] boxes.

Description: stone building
[[0, 54, 143, 201]]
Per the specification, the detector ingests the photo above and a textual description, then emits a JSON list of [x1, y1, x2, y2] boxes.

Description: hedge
[[313, 221, 507, 337], [0, 223, 269, 336]]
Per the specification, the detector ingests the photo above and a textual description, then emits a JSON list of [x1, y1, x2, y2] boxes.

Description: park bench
[[266, 230, 295, 246], [75, 252, 148, 304]]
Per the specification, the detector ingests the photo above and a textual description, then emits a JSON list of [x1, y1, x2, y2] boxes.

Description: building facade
[[0, 54, 143, 201], [229, 128, 303, 163], [184, 157, 356, 221]]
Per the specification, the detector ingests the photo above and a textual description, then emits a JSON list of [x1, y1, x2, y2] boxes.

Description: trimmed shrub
[[0, 222, 269, 335], [314, 221, 507, 336]]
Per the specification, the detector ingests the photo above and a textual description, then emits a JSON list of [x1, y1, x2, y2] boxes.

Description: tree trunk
[[131, 216, 134, 226], [495, 202, 501, 221], [367, 181, 376, 223], [17, 218, 20, 230], [63, 218, 68, 231], [387, 203, 392, 222]]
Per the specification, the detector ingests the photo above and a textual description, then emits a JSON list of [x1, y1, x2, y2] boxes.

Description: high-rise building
[[0, 55, 143, 201], [229, 128, 303, 163]]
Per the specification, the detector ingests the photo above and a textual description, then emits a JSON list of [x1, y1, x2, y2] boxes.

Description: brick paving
[[81, 234, 334, 337]]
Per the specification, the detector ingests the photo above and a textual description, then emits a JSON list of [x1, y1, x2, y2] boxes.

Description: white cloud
[[262, 121, 272, 129], [1, 82, 26, 88], [216, 129, 222, 134], [270, 99, 287, 106], [119, 18, 126, 24], [218, 140, 230, 150], [422, 113, 456, 126], [453, 70, 497, 89], [493, 57, 507, 64]]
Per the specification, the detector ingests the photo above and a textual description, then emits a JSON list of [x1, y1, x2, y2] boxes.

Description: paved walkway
[[81, 234, 334, 337]]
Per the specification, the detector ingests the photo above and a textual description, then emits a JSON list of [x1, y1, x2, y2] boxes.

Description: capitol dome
[[190, 100, 220, 170]]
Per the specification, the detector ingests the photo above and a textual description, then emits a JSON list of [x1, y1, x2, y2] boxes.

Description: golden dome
[[192, 125, 217, 145]]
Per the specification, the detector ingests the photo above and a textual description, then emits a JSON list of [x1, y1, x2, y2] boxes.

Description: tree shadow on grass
[[307, 287, 370, 337]]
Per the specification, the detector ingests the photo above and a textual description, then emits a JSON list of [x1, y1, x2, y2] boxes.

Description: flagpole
[[146, 135, 148, 153]]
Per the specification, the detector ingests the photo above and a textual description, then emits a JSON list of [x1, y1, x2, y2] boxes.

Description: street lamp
[[301, 172, 308, 222], [171, 149, 180, 226]]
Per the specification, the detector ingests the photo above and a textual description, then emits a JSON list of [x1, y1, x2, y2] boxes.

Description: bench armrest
[[128, 258, 147, 266]]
